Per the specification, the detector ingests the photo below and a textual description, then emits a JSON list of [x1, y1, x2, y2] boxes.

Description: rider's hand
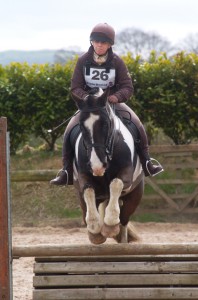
[[108, 95, 119, 103]]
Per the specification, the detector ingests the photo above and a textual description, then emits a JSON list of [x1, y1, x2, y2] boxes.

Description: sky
[[1, 0, 198, 52]]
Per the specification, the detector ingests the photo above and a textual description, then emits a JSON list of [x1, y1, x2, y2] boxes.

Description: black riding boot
[[50, 131, 74, 186], [138, 150, 164, 177], [50, 161, 73, 185]]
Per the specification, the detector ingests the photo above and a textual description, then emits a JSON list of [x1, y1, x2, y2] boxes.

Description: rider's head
[[90, 23, 115, 45]]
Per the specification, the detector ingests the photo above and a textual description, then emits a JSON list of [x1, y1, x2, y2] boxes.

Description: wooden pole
[[0, 117, 12, 300], [12, 243, 198, 258], [11, 169, 58, 182]]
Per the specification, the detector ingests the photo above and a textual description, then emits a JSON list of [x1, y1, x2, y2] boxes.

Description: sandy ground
[[12, 222, 198, 300]]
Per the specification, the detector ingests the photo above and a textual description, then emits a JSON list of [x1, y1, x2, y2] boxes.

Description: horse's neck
[[107, 105, 120, 129], [110, 108, 125, 133], [111, 110, 135, 150]]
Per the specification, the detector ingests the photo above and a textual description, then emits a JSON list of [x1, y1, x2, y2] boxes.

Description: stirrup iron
[[146, 158, 164, 177]]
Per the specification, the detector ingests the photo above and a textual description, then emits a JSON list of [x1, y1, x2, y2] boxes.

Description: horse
[[72, 88, 144, 244]]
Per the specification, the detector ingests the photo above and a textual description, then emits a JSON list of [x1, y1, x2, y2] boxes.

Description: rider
[[50, 23, 163, 185]]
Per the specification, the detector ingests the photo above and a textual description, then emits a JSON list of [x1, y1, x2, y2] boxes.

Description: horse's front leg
[[84, 187, 106, 244], [84, 187, 102, 234], [101, 178, 123, 238]]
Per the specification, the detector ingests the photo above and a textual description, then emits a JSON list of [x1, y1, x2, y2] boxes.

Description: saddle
[[123, 118, 140, 143], [115, 110, 141, 147]]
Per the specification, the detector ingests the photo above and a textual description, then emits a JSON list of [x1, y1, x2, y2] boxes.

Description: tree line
[[114, 28, 198, 58], [0, 51, 197, 154], [55, 28, 198, 64]]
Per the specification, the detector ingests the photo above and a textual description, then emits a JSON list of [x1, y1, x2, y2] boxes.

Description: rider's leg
[[115, 103, 163, 177], [50, 113, 80, 185]]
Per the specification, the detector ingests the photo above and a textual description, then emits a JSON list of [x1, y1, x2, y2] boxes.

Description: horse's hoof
[[88, 231, 107, 244], [101, 223, 120, 238]]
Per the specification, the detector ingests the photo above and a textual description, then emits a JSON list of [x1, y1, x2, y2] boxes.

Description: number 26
[[92, 70, 108, 81]]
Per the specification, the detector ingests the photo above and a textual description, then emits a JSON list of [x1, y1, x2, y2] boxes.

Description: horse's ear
[[71, 93, 85, 110], [98, 87, 110, 107]]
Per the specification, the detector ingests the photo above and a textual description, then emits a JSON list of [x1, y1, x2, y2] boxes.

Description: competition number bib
[[85, 67, 116, 89]]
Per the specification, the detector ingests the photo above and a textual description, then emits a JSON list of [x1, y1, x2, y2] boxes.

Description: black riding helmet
[[90, 23, 115, 45]]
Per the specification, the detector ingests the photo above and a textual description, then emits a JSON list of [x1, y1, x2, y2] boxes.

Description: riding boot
[[138, 150, 164, 177], [50, 131, 74, 186], [135, 126, 164, 177], [50, 161, 73, 185]]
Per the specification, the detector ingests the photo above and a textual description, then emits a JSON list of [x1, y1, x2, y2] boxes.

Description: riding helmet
[[90, 23, 115, 45]]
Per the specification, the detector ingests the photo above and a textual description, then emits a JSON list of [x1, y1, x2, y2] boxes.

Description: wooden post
[[0, 117, 12, 300]]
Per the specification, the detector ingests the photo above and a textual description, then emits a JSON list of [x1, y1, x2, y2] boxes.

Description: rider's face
[[92, 41, 111, 56]]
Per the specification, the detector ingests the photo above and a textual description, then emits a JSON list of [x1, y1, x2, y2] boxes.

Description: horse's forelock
[[86, 96, 99, 107]]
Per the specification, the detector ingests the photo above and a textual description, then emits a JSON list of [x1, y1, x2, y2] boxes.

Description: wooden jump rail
[[28, 243, 198, 300], [12, 243, 198, 300], [12, 243, 198, 258]]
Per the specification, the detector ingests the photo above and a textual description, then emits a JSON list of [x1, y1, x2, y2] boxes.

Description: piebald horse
[[72, 88, 144, 244]]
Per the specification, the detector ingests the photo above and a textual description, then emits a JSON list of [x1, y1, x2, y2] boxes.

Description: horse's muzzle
[[92, 166, 106, 177]]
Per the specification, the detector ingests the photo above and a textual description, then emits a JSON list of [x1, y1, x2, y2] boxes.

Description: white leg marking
[[104, 178, 124, 226], [84, 188, 102, 234], [98, 200, 107, 227]]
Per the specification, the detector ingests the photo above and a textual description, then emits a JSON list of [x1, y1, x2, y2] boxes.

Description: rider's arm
[[71, 57, 89, 100], [110, 55, 134, 103]]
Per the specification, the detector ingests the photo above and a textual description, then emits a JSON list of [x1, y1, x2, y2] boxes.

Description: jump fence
[[32, 254, 198, 300], [1, 116, 198, 300], [12, 243, 198, 300]]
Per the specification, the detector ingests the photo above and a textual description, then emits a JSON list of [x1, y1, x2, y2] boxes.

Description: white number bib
[[85, 67, 116, 89]]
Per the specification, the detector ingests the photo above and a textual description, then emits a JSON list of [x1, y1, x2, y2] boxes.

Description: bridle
[[80, 104, 116, 161]]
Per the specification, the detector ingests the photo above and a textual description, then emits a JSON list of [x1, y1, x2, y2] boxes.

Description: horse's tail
[[127, 222, 140, 242]]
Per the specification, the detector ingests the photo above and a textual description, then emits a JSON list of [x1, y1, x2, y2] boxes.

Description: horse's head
[[72, 88, 113, 177]]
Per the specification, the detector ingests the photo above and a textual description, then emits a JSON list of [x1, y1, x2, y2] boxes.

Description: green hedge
[[0, 60, 76, 153], [124, 51, 198, 144], [0, 51, 197, 153]]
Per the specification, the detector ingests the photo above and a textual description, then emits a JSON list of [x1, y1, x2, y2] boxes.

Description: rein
[[105, 105, 117, 160]]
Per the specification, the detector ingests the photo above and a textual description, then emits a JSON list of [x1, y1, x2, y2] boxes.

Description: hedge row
[[124, 51, 198, 145], [0, 61, 76, 153], [0, 51, 197, 153]]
